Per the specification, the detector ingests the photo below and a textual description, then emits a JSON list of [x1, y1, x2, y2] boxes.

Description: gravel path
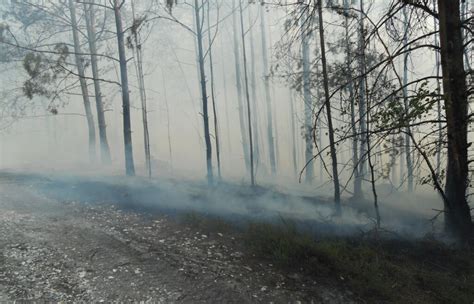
[[0, 175, 354, 303]]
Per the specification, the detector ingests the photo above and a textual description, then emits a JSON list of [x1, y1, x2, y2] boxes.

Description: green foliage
[[21, 43, 69, 100], [372, 81, 439, 132]]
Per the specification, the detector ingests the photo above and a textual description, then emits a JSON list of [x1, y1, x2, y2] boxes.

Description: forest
[[0, 0, 473, 302]]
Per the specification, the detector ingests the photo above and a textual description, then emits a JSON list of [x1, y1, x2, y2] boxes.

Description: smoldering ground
[[1, 170, 445, 240]]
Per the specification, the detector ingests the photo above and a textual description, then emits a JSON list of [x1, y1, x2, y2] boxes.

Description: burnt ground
[[0, 173, 355, 303]]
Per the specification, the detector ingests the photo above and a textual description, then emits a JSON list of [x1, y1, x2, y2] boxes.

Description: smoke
[[7, 170, 445, 240]]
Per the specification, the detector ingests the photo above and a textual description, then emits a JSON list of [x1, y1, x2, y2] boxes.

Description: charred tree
[[437, 0, 472, 240]]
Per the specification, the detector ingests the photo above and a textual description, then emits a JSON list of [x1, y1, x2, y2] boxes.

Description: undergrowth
[[244, 221, 474, 304], [180, 212, 474, 303]]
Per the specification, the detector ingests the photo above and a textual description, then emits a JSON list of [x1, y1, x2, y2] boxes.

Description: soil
[[0, 174, 355, 303]]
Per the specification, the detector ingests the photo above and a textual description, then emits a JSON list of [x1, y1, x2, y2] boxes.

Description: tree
[[232, 0, 251, 172], [130, 0, 152, 178], [113, 0, 135, 176], [357, 0, 368, 192], [206, 0, 222, 180], [342, 0, 361, 197], [436, 0, 472, 240], [317, 0, 341, 213], [247, 5, 261, 173], [83, 0, 112, 164], [259, 2, 277, 175], [68, 0, 96, 162], [301, 0, 314, 184], [194, 0, 214, 184], [239, 0, 255, 186], [402, 5, 414, 192]]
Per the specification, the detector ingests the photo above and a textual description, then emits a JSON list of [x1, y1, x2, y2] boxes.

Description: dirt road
[[0, 175, 354, 303]]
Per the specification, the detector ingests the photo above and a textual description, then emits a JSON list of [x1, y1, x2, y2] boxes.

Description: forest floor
[[0, 172, 472, 303], [0, 173, 354, 303]]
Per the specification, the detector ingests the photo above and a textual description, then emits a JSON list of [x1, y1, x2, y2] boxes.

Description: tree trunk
[[232, 0, 251, 172], [194, 0, 214, 185], [239, 0, 255, 186], [357, 0, 367, 187], [248, 6, 261, 170], [437, 0, 472, 240], [161, 69, 173, 170], [367, 110, 381, 228], [207, 0, 222, 180], [68, 0, 96, 162], [433, 1, 442, 176], [289, 89, 298, 177], [131, 0, 151, 178], [83, 0, 111, 164], [260, 3, 276, 175], [302, 0, 314, 183], [402, 6, 414, 192], [343, 0, 361, 197], [461, 0, 471, 70], [220, 38, 232, 155], [113, 1, 135, 176], [317, 0, 341, 213]]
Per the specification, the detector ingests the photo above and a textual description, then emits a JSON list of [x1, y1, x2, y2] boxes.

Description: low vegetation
[[183, 213, 474, 303]]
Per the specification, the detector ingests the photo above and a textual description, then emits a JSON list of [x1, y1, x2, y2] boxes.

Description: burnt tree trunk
[[438, 0, 472, 240]]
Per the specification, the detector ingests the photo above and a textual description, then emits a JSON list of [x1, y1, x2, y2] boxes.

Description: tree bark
[[343, 0, 361, 197], [317, 0, 341, 213], [357, 0, 367, 187], [302, 0, 314, 184], [433, 1, 442, 177], [248, 6, 261, 169], [239, 0, 255, 186], [402, 6, 414, 192], [194, 0, 214, 185], [68, 0, 96, 162], [232, 0, 251, 172], [289, 89, 298, 177], [437, 0, 472, 240], [113, 0, 135, 176], [260, 3, 276, 175], [207, 0, 222, 180], [83, 0, 111, 164], [131, 0, 151, 178]]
